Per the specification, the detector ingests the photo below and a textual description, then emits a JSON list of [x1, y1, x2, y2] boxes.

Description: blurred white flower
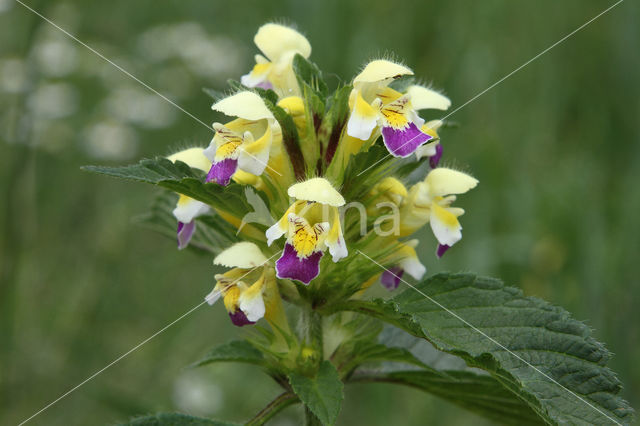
[[0, 58, 28, 93], [81, 49, 137, 87], [172, 371, 223, 417], [27, 83, 78, 119], [180, 35, 243, 77], [82, 120, 139, 160], [137, 22, 244, 78], [0, 0, 13, 13], [103, 87, 177, 129], [33, 38, 78, 77]]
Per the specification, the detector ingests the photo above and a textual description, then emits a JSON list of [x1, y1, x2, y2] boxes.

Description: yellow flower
[[346, 59, 451, 158], [266, 178, 347, 284], [379, 239, 426, 290], [167, 148, 212, 249], [241, 23, 311, 96], [203, 92, 280, 186], [366, 177, 408, 214], [206, 242, 286, 328], [400, 168, 478, 255]]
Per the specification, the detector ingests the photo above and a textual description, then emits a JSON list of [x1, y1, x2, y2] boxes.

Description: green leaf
[[321, 84, 351, 168], [133, 191, 238, 255], [263, 101, 306, 180], [122, 412, 237, 426], [288, 361, 344, 425], [292, 54, 328, 97], [192, 340, 265, 368], [352, 369, 543, 425], [84, 157, 199, 183], [338, 273, 634, 425], [328, 316, 430, 376], [351, 342, 429, 368], [340, 144, 426, 202], [353, 327, 543, 424], [339, 145, 388, 200], [83, 157, 267, 221]]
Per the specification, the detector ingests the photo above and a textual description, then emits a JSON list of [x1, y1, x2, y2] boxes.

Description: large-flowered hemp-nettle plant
[[86, 24, 633, 425]]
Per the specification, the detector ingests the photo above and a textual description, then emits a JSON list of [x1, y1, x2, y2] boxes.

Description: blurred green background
[[1, 0, 638, 424]]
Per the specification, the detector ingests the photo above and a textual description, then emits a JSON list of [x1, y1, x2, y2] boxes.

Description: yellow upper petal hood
[[353, 59, 413, 85], [254, 23, 311, 63], [425, 168, 478, 197], [212, 91, 274, 121], [407, 85, 451, 111], [277, 96, 305, 115], [373, 177, 408, 199], [167, 147, 211, 172], [214, 242, 268, 269], [288, 178, 345, 206]]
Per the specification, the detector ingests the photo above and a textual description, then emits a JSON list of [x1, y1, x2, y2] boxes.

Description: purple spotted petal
[[177, 220, 196, 250], [275, 243, 323, 285], [380, 267, 404, 291], [206, 158, 238, 186], [229, 310, 255, 327], [429, 143, 443, 168], [382, 122, 433, 158], [436, 244, 450, 258]]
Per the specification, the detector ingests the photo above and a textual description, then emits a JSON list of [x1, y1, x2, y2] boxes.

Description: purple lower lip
[[206, 158, 238, 186], [275, 243, 323, 285]]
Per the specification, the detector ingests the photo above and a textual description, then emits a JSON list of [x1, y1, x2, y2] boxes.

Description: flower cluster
[[166, 23, 477, 328]]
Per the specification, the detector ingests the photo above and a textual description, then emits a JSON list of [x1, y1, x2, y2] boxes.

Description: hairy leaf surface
[[288, 361, 344, 425], [122, 412, 237, 426], [83, 158, 265, 220], [340, 273, 634, 425]]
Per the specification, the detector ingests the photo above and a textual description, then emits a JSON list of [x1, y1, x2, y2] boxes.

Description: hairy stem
[[245, 392, 298, 426], [306, 308, 324, 361], [302, 305, 324, 425]]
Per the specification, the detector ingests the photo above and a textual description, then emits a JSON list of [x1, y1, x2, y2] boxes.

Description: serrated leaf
[[84, 157, 199, 183], [192, 340, 265, 368], [195, 215, 242, 251], [377, 324, 471, 372], [340, 273, 634, 425], [352, 369, 543, 425], [288, 361, 344, 425], [354, 342, 429, 368], [121, 412, 237, 426], [134, 191, 238, 254], [341, 342, 431, 375], [83, 158, 267, 221]]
